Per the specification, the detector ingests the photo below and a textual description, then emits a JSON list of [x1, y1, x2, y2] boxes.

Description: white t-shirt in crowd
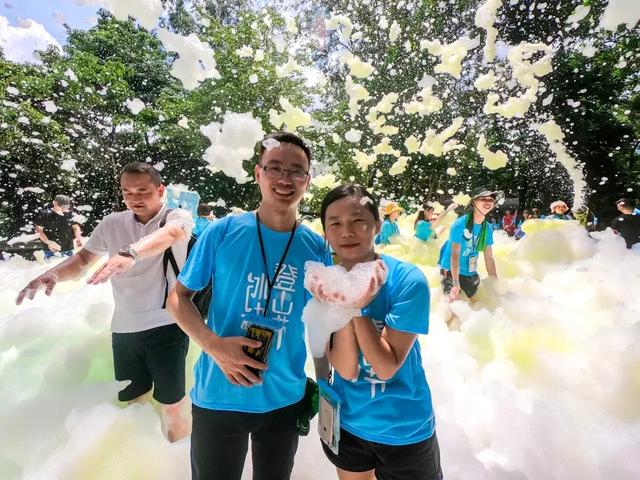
[[84, 205, 193, 333]]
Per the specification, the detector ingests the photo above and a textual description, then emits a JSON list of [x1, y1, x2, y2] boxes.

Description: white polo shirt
[[84, 205, 193, 333]]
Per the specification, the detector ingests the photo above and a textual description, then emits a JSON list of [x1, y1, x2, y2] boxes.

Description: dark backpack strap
[[160, 208, 175, 308], [161, 214, 233, 308]]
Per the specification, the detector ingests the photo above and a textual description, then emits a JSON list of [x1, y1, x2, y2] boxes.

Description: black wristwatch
[[118, 246, 138, 261]]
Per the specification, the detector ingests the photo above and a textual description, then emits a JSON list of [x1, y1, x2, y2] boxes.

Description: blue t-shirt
[[331, 254, 434, 445], [439, 215, 494, 276], [178, 212, 331, 413], [415, 220, 433, 241], [376, 219, 400, 245], [193, 216, 211, 237]]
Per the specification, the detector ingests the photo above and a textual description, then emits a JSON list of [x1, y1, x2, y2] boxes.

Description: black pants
[[440, 269, 480, 298], [191, 401, 301, 480]]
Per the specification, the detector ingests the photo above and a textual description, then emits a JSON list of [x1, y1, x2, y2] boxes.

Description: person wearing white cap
[[546, 200, 572, 220]]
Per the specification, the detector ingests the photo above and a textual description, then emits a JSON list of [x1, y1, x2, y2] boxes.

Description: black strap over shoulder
[[161, 212, 233, 309]]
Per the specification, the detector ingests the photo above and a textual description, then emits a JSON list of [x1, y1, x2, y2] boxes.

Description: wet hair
[[119, 162, 162, 186], [259, 132, 311, 167], [320, 183, 380, 230], [197, 203, 214, 217]]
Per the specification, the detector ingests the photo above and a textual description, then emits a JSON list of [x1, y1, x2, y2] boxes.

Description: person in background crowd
[[612, 198, 640, 249], [193, 203, 216, 237], [547, 201, 572, 220], [514, 210, 531, 240], [35, 194, 83, 259], [375, 203, 402, 245], [502, 209, 516, 236], [414, 202, 458, 241]]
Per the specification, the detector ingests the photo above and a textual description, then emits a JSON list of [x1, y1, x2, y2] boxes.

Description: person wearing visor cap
[[438, 187, 500, 327], [546, 200, 572, 220], [34, 194, 83, 259], [375, 202, 402, 245]]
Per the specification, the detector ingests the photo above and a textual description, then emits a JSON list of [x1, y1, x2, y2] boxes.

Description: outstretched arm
[[88, 223, 188, 284], [16, 248, 100, 304]]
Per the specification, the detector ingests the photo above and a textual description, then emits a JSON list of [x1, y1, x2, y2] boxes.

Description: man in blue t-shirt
[[167, 132, 331, 480], [439, 187, 499, 328]]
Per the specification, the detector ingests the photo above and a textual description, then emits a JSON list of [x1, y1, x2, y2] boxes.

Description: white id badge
[[318, 380, 341, 455], [469, 255, 478, 273]]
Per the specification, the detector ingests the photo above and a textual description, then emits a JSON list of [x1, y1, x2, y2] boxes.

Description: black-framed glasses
[[260, 164, 309, 182]]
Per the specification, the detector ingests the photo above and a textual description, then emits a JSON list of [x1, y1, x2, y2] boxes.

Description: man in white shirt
[[16, 162, 194, 442]]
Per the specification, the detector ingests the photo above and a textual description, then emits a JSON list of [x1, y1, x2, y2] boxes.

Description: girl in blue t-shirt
[[415, 202, 459, 241], [311, 184, 442, 480], [375, 202, 402, 244]]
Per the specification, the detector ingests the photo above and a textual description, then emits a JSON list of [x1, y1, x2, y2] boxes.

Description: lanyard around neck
[[256, 212, 298, 317]]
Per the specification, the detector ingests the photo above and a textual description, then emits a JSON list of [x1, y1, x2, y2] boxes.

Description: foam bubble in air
[[200, 112, 265, 183]]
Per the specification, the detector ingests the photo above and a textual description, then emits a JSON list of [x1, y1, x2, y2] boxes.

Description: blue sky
[[1, 0, 99, 44]]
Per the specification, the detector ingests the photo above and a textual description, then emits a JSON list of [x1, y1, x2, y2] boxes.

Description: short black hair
[[320, 183, 379, 230], [119, 162, 162, 186], [197, 203, 214, 216], [259, 132, 311, 168]]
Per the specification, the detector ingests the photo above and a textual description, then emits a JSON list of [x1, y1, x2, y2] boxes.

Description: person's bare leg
[[444, 299, 460, 330], [160, 395, 191, 442], [127, 390, 152, 405], [337, 468, 375, 480]]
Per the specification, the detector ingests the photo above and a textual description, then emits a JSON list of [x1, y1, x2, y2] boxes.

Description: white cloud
[[0, 15, 61, 64]]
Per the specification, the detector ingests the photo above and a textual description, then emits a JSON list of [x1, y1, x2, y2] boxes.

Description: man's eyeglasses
[[260, 164, 309, 182]]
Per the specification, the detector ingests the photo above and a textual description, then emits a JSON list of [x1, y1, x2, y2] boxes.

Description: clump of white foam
[[302, 261, 388, 357], [477, 134, 508, 170], [261, 138, 280, 151], [475, 0, 503, 62], [156, 28, 221, 90], [420, 36, 480, 78], [310, 173, 339, 189], [43, 100, 58, 113], [125, 98, 145, 115], [532, 119, 586, 207], [199, 112, 264, 184], [598, 0, 640, 31], [269, 97, 311, 132]]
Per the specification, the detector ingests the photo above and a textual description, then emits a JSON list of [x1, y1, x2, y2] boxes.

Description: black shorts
[[440, 269, 480, 298], [111, 323, 189, 404], [191, 401, 301, 480], [322, 429, 443, 480]]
